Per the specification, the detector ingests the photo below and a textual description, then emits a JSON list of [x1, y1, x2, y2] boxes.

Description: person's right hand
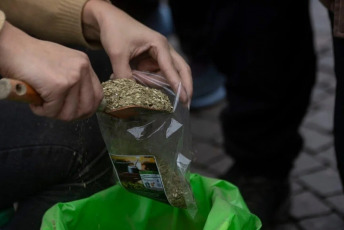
[[82, 0, 193, 106], [0, 22, 103, 121]]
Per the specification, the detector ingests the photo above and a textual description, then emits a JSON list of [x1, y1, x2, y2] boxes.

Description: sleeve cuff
[[56, 0, 111, 49], [55, 0, 98, 48]]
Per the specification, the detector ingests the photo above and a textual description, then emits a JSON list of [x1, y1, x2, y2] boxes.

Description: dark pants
[[171, 0, 317, 178], [216, 1, 316, 178], [0, 50, 115, 230]]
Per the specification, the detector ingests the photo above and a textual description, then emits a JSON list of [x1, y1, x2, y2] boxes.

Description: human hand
[[0, 22, 103, 121], [83, 0, 193, 106]]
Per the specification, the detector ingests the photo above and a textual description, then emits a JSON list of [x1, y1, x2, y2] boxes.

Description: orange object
[[0, 78, 163, 119], [0, 78, 43, 105]]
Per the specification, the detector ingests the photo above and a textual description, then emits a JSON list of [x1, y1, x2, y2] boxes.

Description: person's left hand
[[82, 0, 192, 106], [0, 21, 103, 121]]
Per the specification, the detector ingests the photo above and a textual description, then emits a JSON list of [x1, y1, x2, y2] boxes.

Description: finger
[[74, 67, 101, 119], [170, 49, 193, 103], [29, 104, 48, 117], [89, 68, 103, 112], [132, 70, 169, 89], [108, 51, 133, 79], [148, 44, 189, 103], [56, 83, 80, 121], [30, 91, 66, 118], [134, 57, 160, 73]]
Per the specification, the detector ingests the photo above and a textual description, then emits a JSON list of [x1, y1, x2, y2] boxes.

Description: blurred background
[[103, 0, 344, 228], [178, 0, 344, 229]]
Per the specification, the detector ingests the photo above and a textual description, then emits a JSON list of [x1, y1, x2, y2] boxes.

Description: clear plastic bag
[[97, 70, 196, 211]]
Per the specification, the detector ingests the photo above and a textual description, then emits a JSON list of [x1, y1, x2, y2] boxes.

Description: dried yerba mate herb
[[156, 156, 187, 208], [102, 79, 173, 113]]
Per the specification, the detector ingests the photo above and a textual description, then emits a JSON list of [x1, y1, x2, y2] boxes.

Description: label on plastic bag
[[111, 155, 170, 205]]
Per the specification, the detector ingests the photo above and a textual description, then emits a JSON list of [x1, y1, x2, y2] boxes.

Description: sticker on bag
[[111, 155, 170, 204]]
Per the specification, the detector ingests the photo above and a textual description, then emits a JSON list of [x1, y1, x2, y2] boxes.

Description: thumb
[[109, 54, 133, 79]]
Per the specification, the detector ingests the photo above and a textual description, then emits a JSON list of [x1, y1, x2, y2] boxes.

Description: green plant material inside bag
[[41, 174, 261, 230]]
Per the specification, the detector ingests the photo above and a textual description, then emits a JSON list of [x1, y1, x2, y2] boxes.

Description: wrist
[[0, 22, 20, 76], [82, 0, 110, 42], [0, 22, 38, 78]]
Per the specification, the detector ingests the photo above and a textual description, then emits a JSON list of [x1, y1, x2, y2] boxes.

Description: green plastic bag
[[41, 174, 261, 230], [0, 207, 14, 227]]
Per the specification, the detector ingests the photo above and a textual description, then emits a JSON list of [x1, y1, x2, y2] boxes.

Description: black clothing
[[0, 49, 115, 230], [171, 0, 317, 179]]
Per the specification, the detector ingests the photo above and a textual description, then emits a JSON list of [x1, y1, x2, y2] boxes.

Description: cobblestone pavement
[[185, 1, 344, 229]]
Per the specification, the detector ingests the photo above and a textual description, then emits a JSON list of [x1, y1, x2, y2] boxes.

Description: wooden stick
[[0, 78, 158, 119], [0, 78, 109, 112], [0, 78, 43, 105]]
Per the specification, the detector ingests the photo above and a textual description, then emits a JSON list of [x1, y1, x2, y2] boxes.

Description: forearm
[[82, 0, 133, 43], [0, 18, 104, 121], [0, 0, 98, 48], [0, 21, 35, 78]]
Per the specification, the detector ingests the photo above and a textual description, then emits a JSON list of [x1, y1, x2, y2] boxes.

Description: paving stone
[[316, 71, 336, 92], [316, 95, 335, 110], [317, 70, 334, 82], [309, 86, 330, 103], [314, 37, 332, 54], [190, 116, 222, 140], [298, 168, 342, 196], [318, 55, 334, 72], [299, 213, 344, 230], [326, 194, 344, 215], [307, 100, 324, 112], [310, 0, 331, 26], [291, 153, 324, 176], [302, 107, 318, 121], [300, 128, 333, 152], [190, 164, 218, 178], [290, 191, 331, 219], [190, 141, 233, 178], [273, 223, 299, 230], [210, 132, 224, 148], [303, 109, 333, 133], [206, 155, 233, 176], [291, 182, 304, 194], [192, 142, 227, 164], [190, 156, 233, 178], [316, 146, 337, 168], [192, 132, 224, 149], [310, 0, 332, 53], [190, 100, 227, 121]]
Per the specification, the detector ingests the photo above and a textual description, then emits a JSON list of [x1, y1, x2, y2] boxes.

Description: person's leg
[[0, 146, 114, 230], [0, 49, 115, 230], [169, 0, 227, 109], [212, 0, 316, 226], [169, 0, 214, 60]]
